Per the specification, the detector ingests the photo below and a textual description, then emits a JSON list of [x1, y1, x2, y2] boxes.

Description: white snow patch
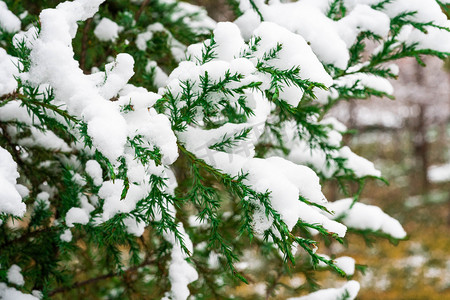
[[65, 207, 90, 227], [7, 265, 24, 286], [0, 146, 26, 217], [326, 198, 407, 239], [428, 163, 450, 183], [288, 280, 360, 300], [94, 17, 120, 42], [60, 229, 73, 242], [0, 283, 39, 300], [0, 1, 21, 33]]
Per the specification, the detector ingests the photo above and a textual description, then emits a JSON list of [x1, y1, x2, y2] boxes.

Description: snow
[[181, 21, 332, 107], [72, 172, 86, 187], [136, 31, 153, 51], [97, 179, 130, 220], [285, 119, 381, 179], [236, 2, 355, 69], [7, 265, 24, 286], [180, 120, 347, 237], [171, 20, 351, 238], [428, 163, 450, 183], [188, 215, 208, 229], [398, 22, 450, 53], [334, 73, 394, 97], [146, 61, 169, 88], [135, 23, 187, 61], [335, 256, 356, 276], [252, 22, 333, 106], [65, 207, 90, 227], [27, 0, 128, 162], [0, 283, 39, 300], [0, 146, 26, 217], [236, 0, 450, 71], [0, 48, 19, 96], [287, 140, 335, 178], [1, 0, 447, 297], [288, 280, 360, 300], [0, 1, 21, 33], [97, 54, 135, 100], [35, 191, 50, 209], [118, 88, 178, 165], [60, 229, 73, 242], [318, 254, 356, 276], [243, 157, 344, 234], [338, 4, 390, 47], [339, 146, 382, 178], [15, 184, 29, 198], [382, 0, 448, 24], [12, 26, 39, 50], [85, 160, 103, 186], [31, 291, 42, 299], [162, 216, 198, 300], [326, 198, 407, 239], [383, 0, 450, 53], [237, 2, 348, 68], [18, 127, 71, 152], [97, 178, 155, 225], [213, 22, 246, 61], [94, 18, 120, 42], [207, 252, 220, 269], [170, 1, 216, 33], [19, 0, 179, 207], [123, 216, 146, 237]]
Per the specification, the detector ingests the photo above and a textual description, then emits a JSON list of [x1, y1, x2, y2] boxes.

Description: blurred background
[[321, 56, 450, 300], [190, 1, 450, 299]]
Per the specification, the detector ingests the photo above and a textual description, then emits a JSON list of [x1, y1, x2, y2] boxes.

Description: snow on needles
[[317, 254, 356, 276], [0, 283, 39, 300], [26, 0, 128, 162], [288, 280, 360, 300], [252, 22, 333, 107], [7, 265, 24, 286], [94, 17, 120, 42], [174, 22, 346, 237], [236, 1, 391, 69], [286, 118, 382, 179], [161, 178, 198, 300], [0, 48, 19, 96], [0, 146, 26, 217], [0, 1, 21, 33], [163, 222, 198, 300], [0, 5, 179, 270], [235, 0, 450, 101], [326, 198, 407, 239]]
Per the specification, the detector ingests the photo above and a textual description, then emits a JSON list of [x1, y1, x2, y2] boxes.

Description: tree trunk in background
[[189, 0, 234, 21], [417, 104, 429, 193], [411, 63, 429, 194]]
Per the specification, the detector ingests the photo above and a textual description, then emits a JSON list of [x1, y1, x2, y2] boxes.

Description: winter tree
[[0, 0, 449, 299]]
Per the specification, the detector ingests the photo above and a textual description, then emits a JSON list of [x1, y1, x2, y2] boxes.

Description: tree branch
[[0, 227, 60, 250], [48, 258, 156, 296], [135, 0, 150, 22], [80, 18, 92, 74]]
